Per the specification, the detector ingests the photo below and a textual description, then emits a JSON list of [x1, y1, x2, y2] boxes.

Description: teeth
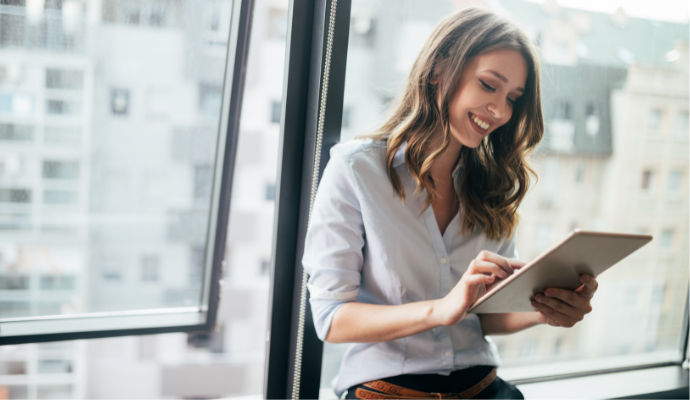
[[471, 114, 490, 130]]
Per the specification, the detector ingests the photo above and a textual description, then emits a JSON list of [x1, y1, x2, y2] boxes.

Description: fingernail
[[536, 295, 544, 302], [581, 275, 590, 283]]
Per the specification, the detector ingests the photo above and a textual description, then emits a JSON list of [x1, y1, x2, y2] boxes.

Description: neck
[[428, 134, 462, 182]]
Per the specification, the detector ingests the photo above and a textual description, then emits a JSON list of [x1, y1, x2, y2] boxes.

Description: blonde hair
[[365, 7, 544, 241]]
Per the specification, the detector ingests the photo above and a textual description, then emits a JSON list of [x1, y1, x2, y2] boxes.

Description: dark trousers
[[345, 366, 524, 399]]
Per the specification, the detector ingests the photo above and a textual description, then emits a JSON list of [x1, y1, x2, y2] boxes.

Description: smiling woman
[[301, 7, 591, 400]]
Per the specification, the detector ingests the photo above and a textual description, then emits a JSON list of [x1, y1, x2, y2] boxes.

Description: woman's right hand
[[432, 250, 525, 326]]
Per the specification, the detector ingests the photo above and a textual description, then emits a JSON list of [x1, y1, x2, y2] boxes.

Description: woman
[[303, 8, 598, 399]]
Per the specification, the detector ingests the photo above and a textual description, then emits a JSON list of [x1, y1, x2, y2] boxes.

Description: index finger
[[475, 250, 522, 276]]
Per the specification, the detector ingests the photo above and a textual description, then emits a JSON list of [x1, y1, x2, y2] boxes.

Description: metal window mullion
[[264, 0, 351, 398]]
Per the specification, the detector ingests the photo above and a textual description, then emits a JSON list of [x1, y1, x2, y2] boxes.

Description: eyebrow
[[486, 70, 524, 93]]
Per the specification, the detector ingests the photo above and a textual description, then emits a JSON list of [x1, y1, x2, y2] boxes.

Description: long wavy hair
[[365, 7, 544, 241]]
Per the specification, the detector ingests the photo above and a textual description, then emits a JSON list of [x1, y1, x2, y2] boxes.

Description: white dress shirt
[[303, 138, 518, 396]]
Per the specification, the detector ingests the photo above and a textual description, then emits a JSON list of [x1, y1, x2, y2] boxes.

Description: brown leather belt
[[354, 367, 497, 399]]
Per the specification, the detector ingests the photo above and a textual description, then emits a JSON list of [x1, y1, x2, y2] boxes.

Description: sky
[[524, 0, 690, 23]]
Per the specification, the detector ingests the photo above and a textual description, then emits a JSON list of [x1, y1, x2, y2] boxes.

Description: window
[[0, 188, 31, 203], [265, 183, 276, 201], [43, 190, 78, 205], [641, 169, 655, 191], [315, 1, 689, 398], [1, 1, 686, 399], [648, 108, 663, 133], [342, 106, 351, 129], [45, 99, 82, 116], [271, 100, 281, 123], [0, 123, 34, 141], [675, 111, 688, 139], [45, 69, 84, 90], [0, 275, 29, 290], [350, 16, 375, 47], [575, 161, 585, 184], [194, 164, 213, 202], [40, 275, 76, 290], [110, 88, 130, 115], [44, 127, 80, 145], [659, 229, 674, 252], [42, 161, 79, 180], [199, 83, 222, 115], [667, 170, 683, 193], [585, 102, 599, 136], [0, 361, 26, 375], [140, 255, 159, 282]]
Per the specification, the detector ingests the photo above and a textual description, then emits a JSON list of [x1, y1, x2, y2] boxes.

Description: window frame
[[265, 1, 690, 398], [0, 0, 255, 345]]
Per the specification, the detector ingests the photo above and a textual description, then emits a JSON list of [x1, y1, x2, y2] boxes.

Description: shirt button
[[440, 257, 447, 265], [445, 350, 452, 357]]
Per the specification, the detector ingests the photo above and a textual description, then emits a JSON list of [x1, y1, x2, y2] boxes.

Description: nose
[[487, 98, 506, 121]]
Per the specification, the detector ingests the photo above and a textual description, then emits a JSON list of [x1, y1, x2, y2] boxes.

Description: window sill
[[514, 365, 688, 399]]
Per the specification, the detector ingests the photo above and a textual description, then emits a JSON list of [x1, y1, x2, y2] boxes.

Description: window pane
[[0, 0, 236, 323], [323, 0, 689, 396], [0, 0, 285, 397]]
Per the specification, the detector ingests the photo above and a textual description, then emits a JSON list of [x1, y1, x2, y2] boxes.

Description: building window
[[190, 246, 204, 285], [0, 123, 34, 141], [585, 103, 599, 136], [640, 169, 655, 191], [149, 4, 167, 26], [0, 188, 31, 203], [45, 69, 84, 90], [575, 161, 586, 184], [37, 360, 72, 374], [42, 161, 79, 180], [43, 190, 78, 205], [110, 88, 130, 115], [36, 385, 72, 399], [261, 259, 271, 275], [350, 16, 375, 47], [199, 83, 222, 115], [100, 256, 124, 283], [45, 99, 82, 116], [675, 111, 688, 139], [44, 127, 81, 145], [194, 165, 213, 202], [342, 106, 351, 129], [40, 275, 75, 290], [648, 108, 663, 133], [0, 361, 26, 375], [0, 275, 29, 290], [659, 229, 674, 252], [553, 100, 572, 120], [667, 170, 683, 193], [141, 255, 159, 282], [265, 183, 276, 201], [271, 100, 281, 124]]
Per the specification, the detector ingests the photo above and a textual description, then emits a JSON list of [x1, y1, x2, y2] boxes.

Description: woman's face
[[445, 49, 528, 149]]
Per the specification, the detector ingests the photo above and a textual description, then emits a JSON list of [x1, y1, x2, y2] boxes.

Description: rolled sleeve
[[303, 147, 365, 341]]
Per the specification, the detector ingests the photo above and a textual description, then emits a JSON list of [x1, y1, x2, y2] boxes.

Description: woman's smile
[[468, 112, 492, 134]]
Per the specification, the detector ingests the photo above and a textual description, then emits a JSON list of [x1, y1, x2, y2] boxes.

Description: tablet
[[468, 230, 653, 314]]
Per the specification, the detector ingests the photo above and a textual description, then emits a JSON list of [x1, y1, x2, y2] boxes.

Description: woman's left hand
[[531, 274, 598, 328]]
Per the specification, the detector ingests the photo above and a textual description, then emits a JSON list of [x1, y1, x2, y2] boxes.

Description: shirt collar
[[393, 141, 465, 177]]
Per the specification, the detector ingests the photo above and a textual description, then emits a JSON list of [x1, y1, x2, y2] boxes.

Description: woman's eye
[[479, 80, 495, 91], [507, 98, 516, 107]]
